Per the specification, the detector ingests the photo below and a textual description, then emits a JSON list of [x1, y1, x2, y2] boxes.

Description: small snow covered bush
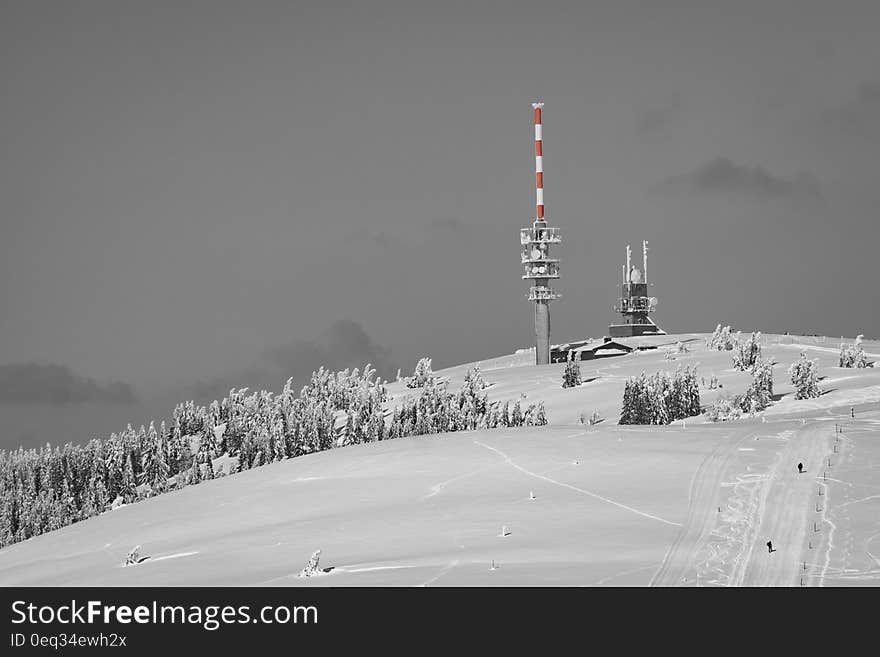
[[123, 545, 144, 566], [706, 395, 743, 422], [732, 332, 762, 372], [463, 365, 487, 391], [707, 324, 736, 350], [707, 360, 774, 421], [578, 410, 603, 425], [789, 352, 821, 400], [839, 335, 869, 368], [406, 357, 434, 388]]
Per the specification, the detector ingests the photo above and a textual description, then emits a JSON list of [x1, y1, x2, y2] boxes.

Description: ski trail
[[423, 466, 494, 499], [149, 551, 199, 563], [343, 564, 421, 574], [592, 564, 657, 586], [840, 494, 880, 507], [422, 560, 459, 586], [820, 505, 836, 587], [651, 426, 757, 586], [473, 440, 680, 527]]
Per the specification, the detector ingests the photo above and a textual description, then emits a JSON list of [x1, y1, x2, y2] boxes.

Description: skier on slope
[[798, 462, 804, 474], [766, 540, 775, 554]]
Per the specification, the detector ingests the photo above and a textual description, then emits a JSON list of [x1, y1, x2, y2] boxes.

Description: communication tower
[[521, 102, 561, 364], [609, 240, 664, 337]]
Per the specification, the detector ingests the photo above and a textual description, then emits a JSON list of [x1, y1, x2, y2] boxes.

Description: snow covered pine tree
[[562, 352, 581, 388], [789, 352, 821, 399]]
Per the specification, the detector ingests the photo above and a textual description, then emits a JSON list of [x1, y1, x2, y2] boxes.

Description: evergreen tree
[[139, 422, 169, 495], [562, 354, 582, 388], [706, 394, 743, 422], [839, 335, 869, 368], [189, 453, 202, 485], [204, 452, 215, 480], [620, 367, 701, 425], [463, 366, 486, 392], [343, 413, 354, 445], [739, 360, 774, 413], [0, 488, 15, 546], [533, 402, 548, 426], [619, 379, 635, 424], [121, 453, 137, 503], [789, 352, 821, 400], [501, 401, 511, 427], [732, 332, 762, 371], [707, 324, 736, 350], [406, 357, 434, 388], [511, 401, 523, 426]]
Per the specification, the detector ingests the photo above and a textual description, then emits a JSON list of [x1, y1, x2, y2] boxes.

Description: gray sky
[[2, 1, 879, 448]]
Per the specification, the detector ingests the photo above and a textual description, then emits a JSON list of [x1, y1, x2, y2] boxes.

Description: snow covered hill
[[1, 333, 878, 586]]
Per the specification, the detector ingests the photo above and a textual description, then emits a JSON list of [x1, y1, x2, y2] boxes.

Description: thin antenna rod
[[626, 244, 631, 284]]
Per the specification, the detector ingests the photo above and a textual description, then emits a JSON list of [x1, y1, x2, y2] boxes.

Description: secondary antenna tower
[[609, 240, 664, 337]]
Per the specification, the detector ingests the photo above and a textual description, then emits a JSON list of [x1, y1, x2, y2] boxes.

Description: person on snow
[[798, 462, 804, 474], [766, 540, 775, 553]]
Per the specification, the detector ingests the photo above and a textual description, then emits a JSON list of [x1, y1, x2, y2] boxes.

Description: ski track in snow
[[421, 560, 459, 586], [148, 550, 199, 563], [473, 440, 681, 527], [841, 494, 880, 507], [779, 342, 880, 359], [591, 564, 658, 586], [342, 564, 421, 574], [423, 466, 495, 499]]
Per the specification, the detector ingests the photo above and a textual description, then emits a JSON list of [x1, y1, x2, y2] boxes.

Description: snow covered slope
[[1, 333, 878, 586]]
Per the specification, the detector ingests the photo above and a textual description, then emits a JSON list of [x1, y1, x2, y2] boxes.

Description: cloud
[[183, 366, 274, 406], [657, 157, 821, 201], [265, 319, 398, 383], [341, 226, 396, 249], [822, 81, 880, 139], [426, 216, 468, 233], [636, 95, 682, 138], [174, 320, 399, 404], [0, 363, 137, 405], [813, 39, 836, 60]]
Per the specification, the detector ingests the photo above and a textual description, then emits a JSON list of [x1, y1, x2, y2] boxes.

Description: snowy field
[[1, 333, 878, 586]]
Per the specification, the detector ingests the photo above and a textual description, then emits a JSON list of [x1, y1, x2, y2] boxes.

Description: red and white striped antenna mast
[[521, 100, 561, 365], [534, 101, 545, 220]]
